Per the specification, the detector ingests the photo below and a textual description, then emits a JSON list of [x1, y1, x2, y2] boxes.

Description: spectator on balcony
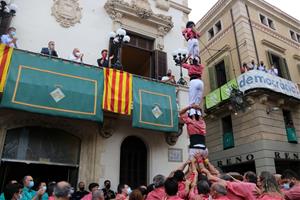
[[1, 27, 18, 48], [41, 41, 58, 57], [69, 48, 83, 63], [97, 49, 109, 67], [257, 61, 266, 72], [240, 63, 248, 74], [268, 64, 278, 76], [161, 69, 176, 84], [248, 60, 257, 70]]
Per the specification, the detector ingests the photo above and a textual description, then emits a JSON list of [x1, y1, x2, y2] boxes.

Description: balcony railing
[[205, 70, 300, 110]]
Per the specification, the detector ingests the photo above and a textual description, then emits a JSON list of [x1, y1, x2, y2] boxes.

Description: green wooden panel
[[223, 131, 234, 149], [286, 127, 298, 143], [208, 66, 217, 90]]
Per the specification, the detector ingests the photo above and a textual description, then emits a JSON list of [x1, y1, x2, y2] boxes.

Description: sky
[[188, 0, 300, 22]]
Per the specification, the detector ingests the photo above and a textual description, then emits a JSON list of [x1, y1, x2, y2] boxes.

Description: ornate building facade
[[197, 0, 300, 175], [0, 0, 192, 190]]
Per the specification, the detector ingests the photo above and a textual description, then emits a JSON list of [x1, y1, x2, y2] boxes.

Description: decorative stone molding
[[246, 96, 256, 105], [99, 120, 115, 138], [51, 0, 82, 28], [169, 1, 190, 14], [205, 44, 231, 66], [2, 114, 85, 137], [261, 39, 286, 54], [252, 22, 300, 49], [277, 98, 285, 106], [165, 122, 184, 146], [131, 0, 153, 19], [293, 54, 300, 61], [156, 0, 170, 11], [259, 94, 268, 104], [104, 0, 174, 38]]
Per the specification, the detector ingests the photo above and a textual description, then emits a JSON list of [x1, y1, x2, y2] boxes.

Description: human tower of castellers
[[1, 21, 300, 200]]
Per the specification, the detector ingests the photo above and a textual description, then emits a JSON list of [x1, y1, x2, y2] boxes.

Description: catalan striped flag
[[0, 44, 13, 92], [102, 68, 133, 115]]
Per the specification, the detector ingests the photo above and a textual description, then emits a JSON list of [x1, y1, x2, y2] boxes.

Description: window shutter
[[208, 66, 217, 90], [223, 55, 230, 82], [267, 51, 274, 66], [286, 127, 298, 143], [279, 58, 291, 80], [154, 50, 167, 80], [223, 131, 235, 149]]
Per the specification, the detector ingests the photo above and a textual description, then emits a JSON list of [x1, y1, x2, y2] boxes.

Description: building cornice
[[205, 44, 231, 66], [196, 0, 300, 32], [252, 21, 300, 49], [247, 0, 300, 31], [104, 0, 174, 36], [196, 0, 230, 28], [293, 54, 300, 61], [169, 1, 191, 14], [261, 39, 286, 54]]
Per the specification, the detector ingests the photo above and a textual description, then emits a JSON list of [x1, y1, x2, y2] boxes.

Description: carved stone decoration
[[104, 0, 174, 36], [131, 0, 153, 19], [165, 123, 184, 146], [156, 0, 170, 11], [99, 120, 115, 138], [259, 94, 268, 104], [51, 0, 82, 28]]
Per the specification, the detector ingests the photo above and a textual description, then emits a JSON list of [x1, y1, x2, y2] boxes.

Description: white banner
[[237, 70, 300, 100]]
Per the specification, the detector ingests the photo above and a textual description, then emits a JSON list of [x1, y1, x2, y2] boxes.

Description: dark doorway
[[0, 162, 78, 191], [221, 161, 256, 175], [0, 127, 81, 190], [275, 160, 300, 177], [215, 60, 227, 87], [120, 136, 147, 189]]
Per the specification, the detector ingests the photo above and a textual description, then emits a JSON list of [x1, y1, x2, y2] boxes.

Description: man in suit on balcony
[[41, 41, 58, 57]]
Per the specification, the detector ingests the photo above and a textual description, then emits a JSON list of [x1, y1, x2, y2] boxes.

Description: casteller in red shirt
[[180, 113, 206, 137], [284, 183, 300, 200], [182, 63, 204, 78], [146, 187, 166, 200], [257, 193, 284, 200]]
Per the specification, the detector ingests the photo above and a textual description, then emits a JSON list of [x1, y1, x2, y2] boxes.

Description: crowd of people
[[1, 157, 300, 200], [240, 60, 279, 76]]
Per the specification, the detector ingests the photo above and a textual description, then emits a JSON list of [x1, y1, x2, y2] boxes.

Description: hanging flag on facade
[[0, 44, 13, 92], [1, 50, 104, 122], [103, 68, 133, 115], [132, 77, 178, 132]]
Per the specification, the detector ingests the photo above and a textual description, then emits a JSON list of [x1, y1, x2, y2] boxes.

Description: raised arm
[[204, 159, 220, 176]]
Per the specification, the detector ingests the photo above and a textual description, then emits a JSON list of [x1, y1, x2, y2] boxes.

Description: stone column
[[231, 0, 258, 64]]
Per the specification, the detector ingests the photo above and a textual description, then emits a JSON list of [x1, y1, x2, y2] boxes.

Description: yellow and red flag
[[102, 68, 133, 115], [0, 44, 13, 92]]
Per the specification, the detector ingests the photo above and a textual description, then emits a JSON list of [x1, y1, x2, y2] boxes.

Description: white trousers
[[188, 148, 209, 160], [187, 38, 199, 59], [189, 79, 204, 116]]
